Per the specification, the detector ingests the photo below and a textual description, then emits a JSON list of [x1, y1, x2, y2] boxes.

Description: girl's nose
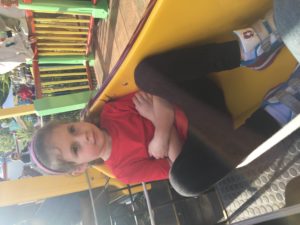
[[85, 130, 94, 144]]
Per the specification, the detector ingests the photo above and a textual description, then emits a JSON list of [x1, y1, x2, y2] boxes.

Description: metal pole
[[127, 185, 139, 225], [142, 182, 156, 225], [85, 171, 99, 225]]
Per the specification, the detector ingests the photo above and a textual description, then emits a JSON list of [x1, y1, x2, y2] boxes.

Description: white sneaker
[[263, 64, 300, 126], [234, 10, 283, 70]]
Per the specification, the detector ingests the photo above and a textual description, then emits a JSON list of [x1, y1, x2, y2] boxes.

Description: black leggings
[[134, 41, 280, 196]]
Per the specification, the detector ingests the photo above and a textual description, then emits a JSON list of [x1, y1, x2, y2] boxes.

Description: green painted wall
[[34, 90, 96, 116]]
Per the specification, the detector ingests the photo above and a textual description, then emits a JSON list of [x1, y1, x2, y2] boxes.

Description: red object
[[18, 85, 33, 100], [87, 0, 96, 54], [101, 93, 188, 184], [86, 16, 94, 55], [32, 60, 42, 98], [0, 0, 18, 7], [85, 61, 94, 90], [25, 10, 38, 59]]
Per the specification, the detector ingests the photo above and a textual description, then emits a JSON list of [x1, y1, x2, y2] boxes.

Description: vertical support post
[[86, 16, 94, 55], [86, 61, 94, 90], [32, 59, 42, 98], [143, 182, 156, 225]]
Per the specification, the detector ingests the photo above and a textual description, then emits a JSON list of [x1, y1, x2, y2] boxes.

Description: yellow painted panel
[[38, 42, 86, 46], [35, 24, 89, 29], [93, 164, 116, 178], [38, 52, 85, 56], [40, 72, 86, 78], [38, 47, 85, 52], [43, 85, 89, 93], [34, 18, 89, 23], [37, 36, 86, 41], [0, 168, 146, 207], [212, 48, 297, 127], [0, 104, 36, 119], [33, 10, 90, 17], [36, 30, 88, 35], [0, 168, 103, 207], [42, 79, 88, 86], [88, 0, 297, 126], [39, 65, 85, 72]]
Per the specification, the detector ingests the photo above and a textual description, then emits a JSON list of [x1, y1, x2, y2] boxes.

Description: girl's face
[[48, 122, 111, 166]]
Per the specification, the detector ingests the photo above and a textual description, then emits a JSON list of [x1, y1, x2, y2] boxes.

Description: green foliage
[[16, 116, 36, 150], [16, 127, 34, 150], [44, 109, 81, 123], [0, 73, 11, 106], [0, 132, 14, 152], [0, 116, 36, 152]]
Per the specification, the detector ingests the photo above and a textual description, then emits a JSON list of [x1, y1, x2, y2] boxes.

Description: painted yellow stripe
[[40, 72, 87, 78], [34, 18, 89, 23], [39, 65, 85, 72], [0, 168, 148, 207], [37, 42, 86, 46], [43, 85, 89, 93], [38, 47, 86, 52], [38, 52, 86, 56], [35, 24, 89, 29], [42, 79, 88, 86], [37, 36, 86, 41], [33, 10, 90, 17], [36, 30, 88, 35], [0, 105, 35, 120]]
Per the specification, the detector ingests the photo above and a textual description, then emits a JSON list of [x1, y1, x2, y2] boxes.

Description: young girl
[[30, 11, 297, 196]]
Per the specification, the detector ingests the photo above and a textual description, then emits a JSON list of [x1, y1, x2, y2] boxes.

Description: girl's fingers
[[132, 96, 140, 106], [139, 92, 148, 101], [139, 91, 153, 104], [134, 91, 154, 107], [134, 92, 144, 103], [146, 93, 153, 100]]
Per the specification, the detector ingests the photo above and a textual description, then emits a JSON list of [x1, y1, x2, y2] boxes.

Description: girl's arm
[[133, 92, 175, 159], [168, 126, 183, 162], [148, 95, 175, 158]]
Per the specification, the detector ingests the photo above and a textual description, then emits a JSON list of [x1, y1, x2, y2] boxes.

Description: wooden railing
[[38, 64, 92, 97], [22, 0, 105, 98], [33, 13, 91, 56]]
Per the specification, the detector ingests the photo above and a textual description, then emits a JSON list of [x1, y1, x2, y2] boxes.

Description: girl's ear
[[70, 163, 88, 176]]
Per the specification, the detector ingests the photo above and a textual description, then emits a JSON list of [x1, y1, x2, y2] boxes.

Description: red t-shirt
[[100, 93, 188, 184]]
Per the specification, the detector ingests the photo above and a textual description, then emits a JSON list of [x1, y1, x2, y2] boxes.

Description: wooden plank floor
[[93, 0, 150, 85]]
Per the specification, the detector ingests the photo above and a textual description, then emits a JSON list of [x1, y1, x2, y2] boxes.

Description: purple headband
[[29, 135, 65, 175]]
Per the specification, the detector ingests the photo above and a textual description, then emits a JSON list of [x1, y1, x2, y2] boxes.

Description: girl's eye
[[71, 143, 80, 156], [68, 125, 76, 134]]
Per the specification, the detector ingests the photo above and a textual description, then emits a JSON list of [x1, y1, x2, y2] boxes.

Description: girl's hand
[[133, 91, 155, 123], [148, 134, 169, 159]]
